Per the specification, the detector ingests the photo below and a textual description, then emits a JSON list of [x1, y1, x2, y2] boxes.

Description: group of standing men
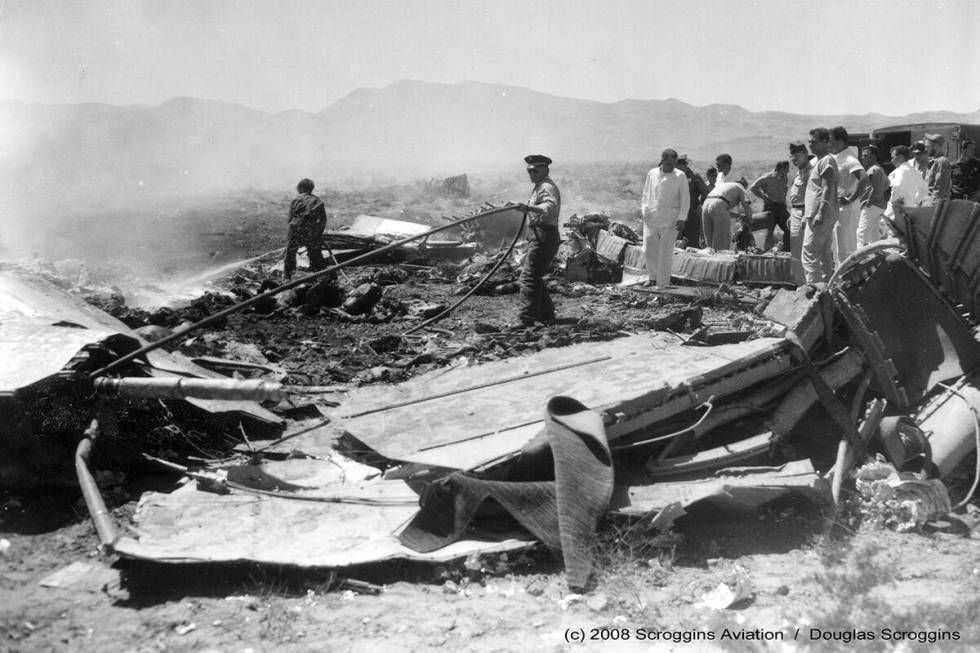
[[639, 127, 980, 287], [283, 138, 980, 325]]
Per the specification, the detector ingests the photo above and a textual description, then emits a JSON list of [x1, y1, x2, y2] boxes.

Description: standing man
[[676, 155, 708, 247], [910, 141, 930, 180], [885, 145, 929, 220], [749, 161, 791, 251], [284, 178, 327, 281], [705, 167, 719, 197], [788, 142, 813, 284], [952, 140, 980, 201], [640, 149, 690, 287], [701, 179, 753, 251], [829, 126, 869, 264], [856, 145, 889, 247], [924, 133, 953, 204], [515, 155, 561, 326], [802, 128, 840, 283]]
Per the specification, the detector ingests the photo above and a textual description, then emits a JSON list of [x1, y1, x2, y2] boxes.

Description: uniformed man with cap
[[515, 154, 561, 326]]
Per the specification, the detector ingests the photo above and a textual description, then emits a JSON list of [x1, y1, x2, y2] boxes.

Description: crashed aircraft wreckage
[[2, 199, 980, 590]]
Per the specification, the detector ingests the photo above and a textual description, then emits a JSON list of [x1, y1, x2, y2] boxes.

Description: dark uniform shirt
[[289, 192, 327, 228]]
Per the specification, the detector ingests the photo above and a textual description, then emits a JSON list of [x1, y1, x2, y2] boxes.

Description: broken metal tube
[[916, 375, 980, 477], [93, 377, 287, 402], [75, 420, 118, 550]]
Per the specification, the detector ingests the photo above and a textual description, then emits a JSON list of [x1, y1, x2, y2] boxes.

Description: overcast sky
[[1, 0, 978, 116]]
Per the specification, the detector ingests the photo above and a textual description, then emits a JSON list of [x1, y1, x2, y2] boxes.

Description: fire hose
[[403, 210, 528, 335], [88, 204, 524, 379]]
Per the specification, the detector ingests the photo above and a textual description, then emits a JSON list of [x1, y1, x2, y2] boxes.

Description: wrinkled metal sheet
[[0, 317, 122, 393], [344, 215, 431, 240], [114, 458, 534, 566], [618, 459, 828, 515], [833, 249, 980, 408], [0, 267, 135, 330], [334, 335, 793, 470], [1, 268, 137, 393], [0, 269, 282, 422]]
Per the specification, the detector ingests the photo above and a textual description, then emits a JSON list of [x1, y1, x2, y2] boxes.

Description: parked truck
[[862, 122, 980, 163]]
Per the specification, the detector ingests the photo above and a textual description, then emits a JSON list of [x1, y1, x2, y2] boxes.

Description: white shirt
[[885, 161, 930, 218], [834, 149, 864, 197], [641, 167, 691, 228]]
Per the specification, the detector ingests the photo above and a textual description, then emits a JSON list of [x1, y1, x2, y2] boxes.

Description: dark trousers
[[765, 201, 791, 251], [682, 204, 702, 247], [284, 219, 326, 278], [519, 224, 560, 323]]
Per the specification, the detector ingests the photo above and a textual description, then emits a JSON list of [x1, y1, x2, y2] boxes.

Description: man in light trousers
[[802, 128, 840, 283], [829, 126, 868, 265], [640, 149, 690, 288]]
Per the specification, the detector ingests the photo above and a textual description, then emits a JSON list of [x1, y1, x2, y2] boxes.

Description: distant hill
[[2, 80, 979, 213]]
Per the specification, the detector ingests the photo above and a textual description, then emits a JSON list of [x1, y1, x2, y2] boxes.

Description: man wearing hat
[[284, 178, 327, 281], [910, 141, 930, 180], [787, 142, 812, 283], [515, 155, 561, 326], [640, 149, 690, 287], [924, 133, 952, 203]]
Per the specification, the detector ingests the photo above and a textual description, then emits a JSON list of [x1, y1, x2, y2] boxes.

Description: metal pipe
[[75, 419, 119, 550], [88, 205, 520, 379], [94, 376, 287, 401], [830, 398, 886, 503]]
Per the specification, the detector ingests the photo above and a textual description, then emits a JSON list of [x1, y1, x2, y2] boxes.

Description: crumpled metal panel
[[831, 247, 980, 409], [114, 457, 533, 566], [334, 335, 793, 470], [1, 268, 138, 393], [0, 269, 281, 422], [619, 459, 828, 515]]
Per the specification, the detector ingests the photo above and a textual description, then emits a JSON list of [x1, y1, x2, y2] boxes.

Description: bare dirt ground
[[4, 184, 980, 652]]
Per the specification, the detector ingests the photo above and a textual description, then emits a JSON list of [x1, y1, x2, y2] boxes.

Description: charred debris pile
[[2, 199, 980, 591]]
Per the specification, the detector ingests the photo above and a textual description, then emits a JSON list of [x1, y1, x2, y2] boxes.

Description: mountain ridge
[[2, 80, 979, 208]]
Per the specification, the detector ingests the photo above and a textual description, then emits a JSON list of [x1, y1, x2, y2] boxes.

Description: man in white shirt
[[829, 126, 869, 265], [856, 145, 889, 247], [641, 148, 690, 288], [885, 145, 929, 221]]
